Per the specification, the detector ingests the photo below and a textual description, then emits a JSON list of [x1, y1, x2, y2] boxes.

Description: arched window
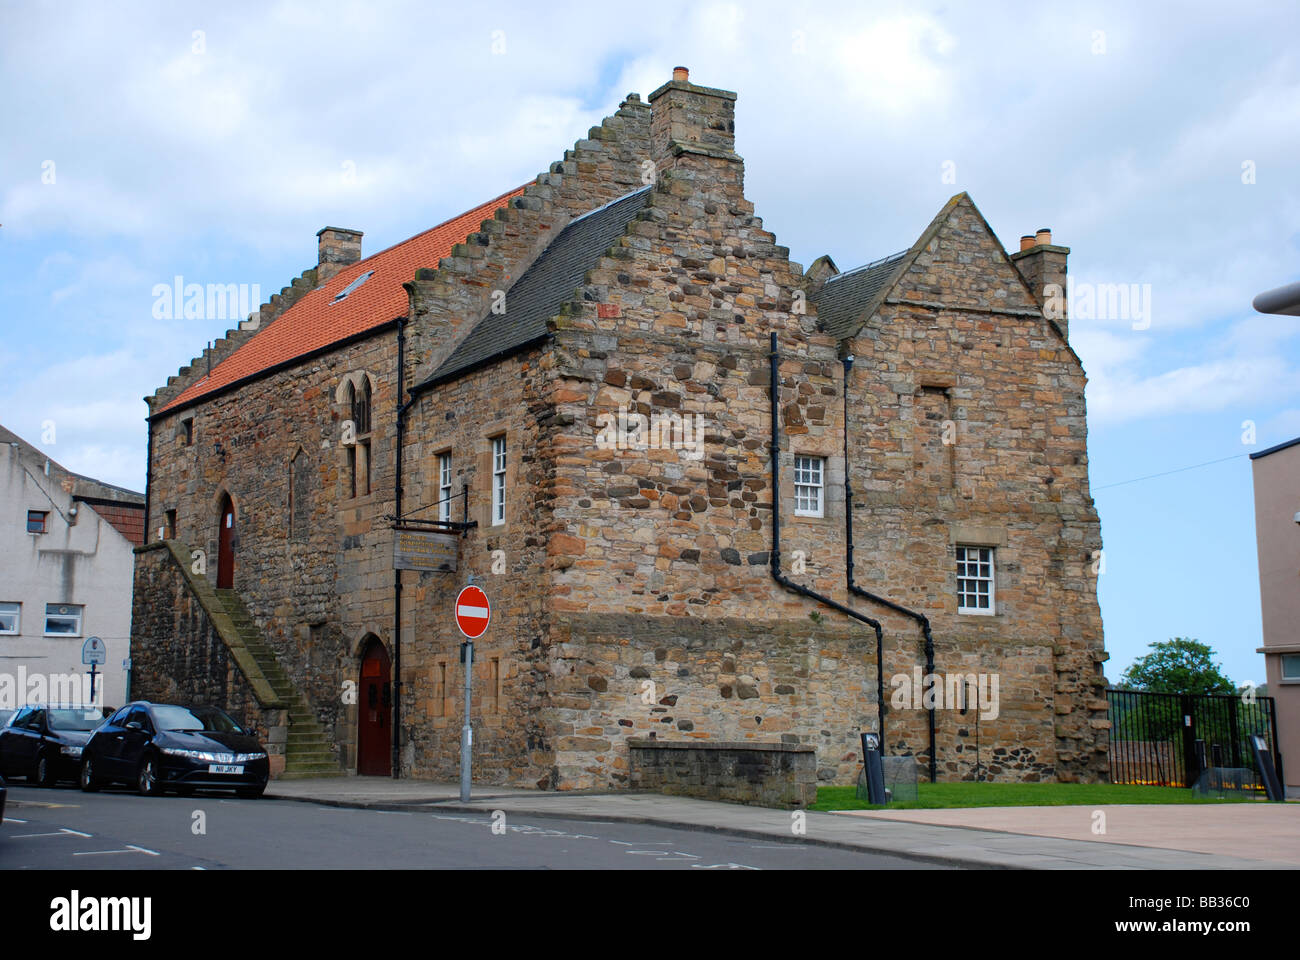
[[344, 376, 372, 498], [289, 449, 310, 539]]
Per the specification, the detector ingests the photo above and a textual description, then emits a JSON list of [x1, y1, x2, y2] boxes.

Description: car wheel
[[34, 752, 57, 788], [136, 755, 160, 797], [79, 756, 102, 792], [236, 784, 265, 799]]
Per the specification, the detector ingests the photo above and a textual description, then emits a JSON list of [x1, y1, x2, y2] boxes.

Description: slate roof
[[158, 187, 525, 414], [810, 249, 909, 340], [419, 185, 653, 389]]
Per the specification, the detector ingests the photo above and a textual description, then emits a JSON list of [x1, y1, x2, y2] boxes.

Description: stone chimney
[[316, 226, 364, 284], [1011, 227, 1070, 340], [648, 66, 741, 191]]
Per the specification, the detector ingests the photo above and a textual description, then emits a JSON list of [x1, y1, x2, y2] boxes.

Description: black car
[[1, 772, 6, 823], [80, 701, 269, 798], [0, 705, 104, 785]]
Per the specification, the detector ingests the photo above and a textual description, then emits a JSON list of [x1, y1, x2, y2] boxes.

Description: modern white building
[[0, 424, 144, 713]]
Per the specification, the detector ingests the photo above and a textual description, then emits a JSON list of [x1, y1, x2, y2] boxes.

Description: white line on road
[[11, 827, 92, 839]]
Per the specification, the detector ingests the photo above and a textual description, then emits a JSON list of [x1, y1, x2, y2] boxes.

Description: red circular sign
[[455, 585, 491, 639]]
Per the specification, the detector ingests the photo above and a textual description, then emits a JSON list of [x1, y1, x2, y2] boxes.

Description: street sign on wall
[[455, 585, 490, 639], [393, 529, 458, 572], [81, 636, 107, 666]]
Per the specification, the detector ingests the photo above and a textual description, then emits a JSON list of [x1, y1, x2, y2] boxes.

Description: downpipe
[[842, 354, 938, 783], [768, 333, 886, 742]]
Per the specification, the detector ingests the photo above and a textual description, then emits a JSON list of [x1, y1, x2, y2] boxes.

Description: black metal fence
[[1106, 688, 1283, 788]]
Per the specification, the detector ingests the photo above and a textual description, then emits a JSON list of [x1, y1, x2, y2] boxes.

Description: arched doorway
[[357, 637, 391, 776], [217, 494, 235, 589]]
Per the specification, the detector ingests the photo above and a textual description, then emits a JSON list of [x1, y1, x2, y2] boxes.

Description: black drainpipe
[[143, 413, 154, 543], [842, 354, 938, 783], [768, 333, 885, 742], [392, 317, 411, 778]]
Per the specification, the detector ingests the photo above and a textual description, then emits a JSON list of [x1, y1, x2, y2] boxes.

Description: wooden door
[[217, 495, 235, 588], [358, 640, 391, 776]]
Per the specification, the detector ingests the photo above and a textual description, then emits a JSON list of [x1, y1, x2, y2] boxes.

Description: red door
[[358, 640, 391, 776], [217, 495, 235, 588]]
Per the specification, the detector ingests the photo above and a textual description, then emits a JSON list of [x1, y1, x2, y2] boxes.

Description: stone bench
[[627, 738, 817, 809]]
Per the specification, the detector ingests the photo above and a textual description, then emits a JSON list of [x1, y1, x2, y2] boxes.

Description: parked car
[[0, 709, 15, 728], [0, 705, 103, 786], [80, 701, 269, 798], [1, 772, 6, 823]]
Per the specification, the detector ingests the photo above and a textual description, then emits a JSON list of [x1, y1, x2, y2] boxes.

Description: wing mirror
[[125, 721, 143, 732]]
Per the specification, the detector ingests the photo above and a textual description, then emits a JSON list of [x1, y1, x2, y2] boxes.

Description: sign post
[[455, 584, 490, 802], [81, 636, 107, 706]]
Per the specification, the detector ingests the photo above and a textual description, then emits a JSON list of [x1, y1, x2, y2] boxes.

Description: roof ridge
[[824, 248, 908, 284]]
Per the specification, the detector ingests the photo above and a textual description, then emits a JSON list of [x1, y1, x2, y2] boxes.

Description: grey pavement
[[266, 776, 1298, 870]]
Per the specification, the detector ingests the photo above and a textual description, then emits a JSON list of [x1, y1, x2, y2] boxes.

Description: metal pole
[[460, 640, 473, 802]]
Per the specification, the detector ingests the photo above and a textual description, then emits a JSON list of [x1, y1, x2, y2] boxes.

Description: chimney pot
[[1020, 235, 1036, 252], [1035, 228, 1052, 246], [673, 66, 689, 83]]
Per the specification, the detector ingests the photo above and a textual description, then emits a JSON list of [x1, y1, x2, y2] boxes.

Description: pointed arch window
[[344, 376, 372, 498]]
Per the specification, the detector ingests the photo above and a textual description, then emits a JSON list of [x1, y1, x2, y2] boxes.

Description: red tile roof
[[158, 187, 525, 414]]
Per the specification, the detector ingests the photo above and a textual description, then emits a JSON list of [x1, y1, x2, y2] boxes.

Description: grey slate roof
[[811, 250, 909, 340], [420, 186, 653, 388]]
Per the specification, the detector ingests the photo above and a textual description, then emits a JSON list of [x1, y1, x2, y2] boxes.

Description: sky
[[1, 0, 1297, 685]]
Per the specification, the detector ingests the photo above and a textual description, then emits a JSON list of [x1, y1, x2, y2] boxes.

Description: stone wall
[[131, 541, 289, 775], [629, 739, 818, 808]]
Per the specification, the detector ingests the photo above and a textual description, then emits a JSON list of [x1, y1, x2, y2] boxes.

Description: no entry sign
[[455, 585, 491, 639]]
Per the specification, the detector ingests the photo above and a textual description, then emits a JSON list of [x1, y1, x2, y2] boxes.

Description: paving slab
[[834, 802, 1300, 866]]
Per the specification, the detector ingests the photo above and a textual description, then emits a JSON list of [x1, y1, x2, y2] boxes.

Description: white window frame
[[793, 455, 825, 518], [491, 436, 506, 526], [0, 602, 19, 635], [44, 603, 84, 637], [956, 545, 996, 615], [1282, 654, 1300, 681], [438, 453, 453, 523]]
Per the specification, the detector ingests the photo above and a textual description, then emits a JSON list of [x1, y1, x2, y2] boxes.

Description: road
[[0, 783, 949, 869]]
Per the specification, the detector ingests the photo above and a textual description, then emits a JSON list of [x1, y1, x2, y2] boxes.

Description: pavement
[[266, 777, 1300, 869]]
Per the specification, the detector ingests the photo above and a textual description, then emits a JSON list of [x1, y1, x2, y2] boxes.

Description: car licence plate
[[209, 764, 244, 775]]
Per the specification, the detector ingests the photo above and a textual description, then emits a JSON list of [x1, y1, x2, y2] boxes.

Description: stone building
[[2, 423, 144, 711], [133, 69, 1109, 787]]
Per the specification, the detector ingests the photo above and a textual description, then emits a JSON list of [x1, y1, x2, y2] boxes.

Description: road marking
[[128, 844, 160, 856], [11, 827, 92, 839], [3, 817, 29, 823], [74, 844, 159, 857]]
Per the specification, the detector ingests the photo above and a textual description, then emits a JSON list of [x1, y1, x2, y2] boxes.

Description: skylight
[[332, 270, 374, 304]]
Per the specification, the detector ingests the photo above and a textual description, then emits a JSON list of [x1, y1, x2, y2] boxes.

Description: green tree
[[1120, 637, 1236, 695]]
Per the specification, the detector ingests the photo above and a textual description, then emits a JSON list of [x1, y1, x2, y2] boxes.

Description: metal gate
[[1106, 688, 1283, 788]]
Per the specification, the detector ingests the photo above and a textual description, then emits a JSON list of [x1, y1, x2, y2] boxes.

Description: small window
[[438, 453, 453, 523], [345, 378, 372, 498], [793, 456, 825, 518], [491, 436, 506, 526], [1282, 654, 1300, 681], [164, 510, 177, 539], [956, 546, 995, 615], [27, 510, 49, 534], [182, 418, 194, 446], [44, 603, 84, 636], [0, 601, 19, 634]]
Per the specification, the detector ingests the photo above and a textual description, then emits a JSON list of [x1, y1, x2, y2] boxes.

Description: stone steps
[[214, 589, 338, 779]]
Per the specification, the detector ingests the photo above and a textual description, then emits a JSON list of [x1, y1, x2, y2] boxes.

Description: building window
[[1282, 654, 1300, 681], [438, 453, 453, 523], [289, 451, 310, 539], [164, 510, 177, 539], [956, 546, 995, 615], [491, 436, 506, 526], [345, 377, 372, 498], [27, 510, 49, 534], [793, 456, 825, 517], [0, 602, 19, 635], [182, 417, 194, 446], [44, 603, 83, 636]]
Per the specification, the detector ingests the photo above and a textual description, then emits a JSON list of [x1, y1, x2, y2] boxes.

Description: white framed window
[[491, 436, 506, 526], [1282, 654, 1300, 681], [0, 602, 19, 635], [44, 603, 83, 636], [438, 453, 453, 523], [956, 546, 995, 615], [793, 456, 825, 517]]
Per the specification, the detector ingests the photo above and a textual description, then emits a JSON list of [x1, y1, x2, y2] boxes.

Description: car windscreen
[[151, 705, 243, 734], [47, 709, 103, 731], [0, 709, 14, 727]]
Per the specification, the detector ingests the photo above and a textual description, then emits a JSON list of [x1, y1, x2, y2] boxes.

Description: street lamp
[[1252, 281, 1300, 316]]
